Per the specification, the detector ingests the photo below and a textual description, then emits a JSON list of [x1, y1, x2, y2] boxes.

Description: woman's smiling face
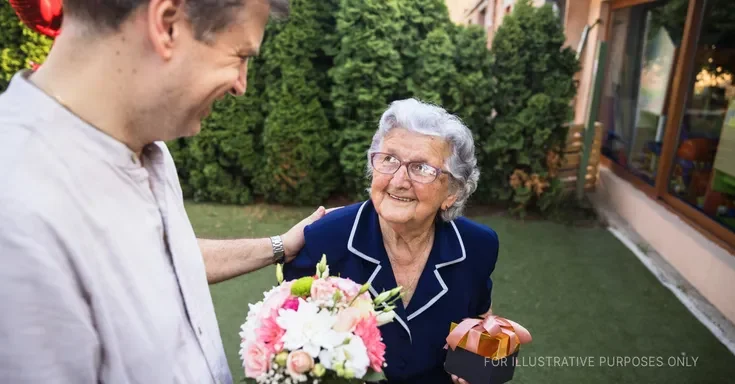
[[370, 128, 458, 227]]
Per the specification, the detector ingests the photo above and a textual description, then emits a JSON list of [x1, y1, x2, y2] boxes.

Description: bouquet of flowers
[[239, 255, 402, 384]]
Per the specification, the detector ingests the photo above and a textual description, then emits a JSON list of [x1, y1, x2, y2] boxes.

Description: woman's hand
[[451, 374, 469, 384]]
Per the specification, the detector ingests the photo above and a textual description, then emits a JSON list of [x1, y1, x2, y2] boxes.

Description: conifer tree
[[254, 0, 338, 204], [329, 0, 404, 197], [487, 0, 579, 201], [407, 27, 457, 106]]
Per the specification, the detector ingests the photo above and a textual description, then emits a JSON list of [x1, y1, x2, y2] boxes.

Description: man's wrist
[[270, 235, 285, 265]]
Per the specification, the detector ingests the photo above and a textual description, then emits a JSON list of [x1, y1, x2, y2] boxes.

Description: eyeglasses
[[369, 152, 448, 184]]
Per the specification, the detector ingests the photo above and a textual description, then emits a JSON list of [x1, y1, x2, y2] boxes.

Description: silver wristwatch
[[270, 235, 285, 264]]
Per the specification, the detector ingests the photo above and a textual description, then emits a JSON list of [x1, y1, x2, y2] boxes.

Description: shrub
[[487, 0, 579, 204], [253, 0, 338, 205], [448, 24, 497, 202], [168, 63, 266, 204], [397, 0, 452, 100], [407, 27, 457, 106], [329, 0, 404, 198], [0, 2, 52, 91]]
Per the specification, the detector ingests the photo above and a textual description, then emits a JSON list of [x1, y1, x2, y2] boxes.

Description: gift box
[[444, 315, 532, 384]]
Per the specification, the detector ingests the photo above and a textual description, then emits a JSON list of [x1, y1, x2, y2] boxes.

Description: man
[[0, 0, 324, 382]]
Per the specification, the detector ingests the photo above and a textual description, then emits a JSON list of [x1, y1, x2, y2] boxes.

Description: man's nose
[[229, 65, 248, 96]]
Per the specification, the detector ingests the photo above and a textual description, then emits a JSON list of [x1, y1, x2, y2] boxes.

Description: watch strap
[[270, 235, 285, 264]]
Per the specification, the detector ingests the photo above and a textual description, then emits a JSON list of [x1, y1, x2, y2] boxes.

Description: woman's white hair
[[365, 98, 480, 221]]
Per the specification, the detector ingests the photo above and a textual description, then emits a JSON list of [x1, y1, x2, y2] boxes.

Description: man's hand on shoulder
[[281, 206, 341, 263]]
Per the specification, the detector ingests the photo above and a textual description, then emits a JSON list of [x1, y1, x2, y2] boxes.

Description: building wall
[[596, 167, 735, 325], [446, 0, 480, 24], [570, 0, 606, 125]]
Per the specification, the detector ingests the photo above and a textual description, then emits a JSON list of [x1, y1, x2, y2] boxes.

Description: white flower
[[240, 301, 264, 342], [276, 298, 346, 357], [376, 310, 396, 326], [318, 335, 370, 379]]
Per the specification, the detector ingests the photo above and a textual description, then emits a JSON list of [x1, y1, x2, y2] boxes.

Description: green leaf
[[362, 369, 388, 382]]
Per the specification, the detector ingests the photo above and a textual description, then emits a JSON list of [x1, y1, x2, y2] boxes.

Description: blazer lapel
[[346, 202, 468, 341], [404, 219, 467, 322], [347, 201, 412, 342]]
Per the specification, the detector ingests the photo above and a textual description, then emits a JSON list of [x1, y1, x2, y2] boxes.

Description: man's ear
[[147, 0, 186, 60]]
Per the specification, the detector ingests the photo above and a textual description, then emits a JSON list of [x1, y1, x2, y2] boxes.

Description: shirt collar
[[5, 70, 157, 169]]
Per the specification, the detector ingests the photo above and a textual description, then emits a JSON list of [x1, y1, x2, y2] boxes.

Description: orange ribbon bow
[[446, 315, 532, 359]]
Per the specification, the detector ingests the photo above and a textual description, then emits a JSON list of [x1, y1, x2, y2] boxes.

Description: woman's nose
[[390, 165, 412, 187]]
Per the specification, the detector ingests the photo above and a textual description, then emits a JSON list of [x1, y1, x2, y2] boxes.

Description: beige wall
[[596, 167, 735, 325], [570, 0, 606, 125], [446, 0, 483, 24]]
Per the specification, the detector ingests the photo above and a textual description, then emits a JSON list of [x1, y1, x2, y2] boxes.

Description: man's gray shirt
[[0, 71, 233, 383]]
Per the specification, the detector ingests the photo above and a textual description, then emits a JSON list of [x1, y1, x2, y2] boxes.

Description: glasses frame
[[369, 152, 450, 184]]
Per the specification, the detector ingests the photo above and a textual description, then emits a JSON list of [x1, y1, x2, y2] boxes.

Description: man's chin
[[182, 121, 203, 138]]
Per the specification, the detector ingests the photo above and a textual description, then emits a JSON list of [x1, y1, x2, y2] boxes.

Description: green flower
[[291, 276, 314, 297], [343, 368, 355, 379], [276, 263, 284, 284], [275, 351, 288, 367], [311, 363, 326, 377]]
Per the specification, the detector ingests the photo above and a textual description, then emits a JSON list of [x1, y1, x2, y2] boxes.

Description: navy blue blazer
[[283, 200, 499, 383]]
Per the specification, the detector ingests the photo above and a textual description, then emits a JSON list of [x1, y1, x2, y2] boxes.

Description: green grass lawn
[[187, 202, 735, 384]]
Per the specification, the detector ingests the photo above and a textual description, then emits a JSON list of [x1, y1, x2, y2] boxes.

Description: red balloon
[[8, 0, 63, 37]]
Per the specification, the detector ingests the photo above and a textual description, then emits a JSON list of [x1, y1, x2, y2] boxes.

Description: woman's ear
[[441, 193, 458, 211]]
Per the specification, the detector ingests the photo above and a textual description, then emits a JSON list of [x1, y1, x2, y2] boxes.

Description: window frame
[[599, 0, 735, 253]]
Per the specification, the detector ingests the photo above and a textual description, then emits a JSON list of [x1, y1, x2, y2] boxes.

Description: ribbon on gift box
[[446, 315, 532, 359]]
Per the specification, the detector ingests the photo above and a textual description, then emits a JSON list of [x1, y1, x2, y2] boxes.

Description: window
[[600, 1, 687, 185], [547, 0, 566, 23], [666, 0, 735, 233]]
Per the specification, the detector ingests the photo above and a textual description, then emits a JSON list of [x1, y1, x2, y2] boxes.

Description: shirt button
[[198, 326, 203, 335]]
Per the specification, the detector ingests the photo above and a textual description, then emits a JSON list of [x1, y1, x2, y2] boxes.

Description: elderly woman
[[283, 98, 498, 384]]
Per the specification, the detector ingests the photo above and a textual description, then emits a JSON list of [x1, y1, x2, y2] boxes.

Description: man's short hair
[[63, 0, 289, 42]]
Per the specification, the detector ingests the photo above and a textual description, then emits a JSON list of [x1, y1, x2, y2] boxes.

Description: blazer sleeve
[[283, 243, 316, 282], [281, 204, 360, 282], [476, 228, 500, 316]]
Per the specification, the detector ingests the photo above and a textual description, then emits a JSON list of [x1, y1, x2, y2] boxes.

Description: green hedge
[[254, 0, 338, 205], [0, 0, 580, 216], [0, 2, 53, 91], [487, 0, 579, 210]]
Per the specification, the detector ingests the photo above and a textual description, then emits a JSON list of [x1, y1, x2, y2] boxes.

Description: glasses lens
[[408, 163, 438, 183], [372, 153, 400, 174]]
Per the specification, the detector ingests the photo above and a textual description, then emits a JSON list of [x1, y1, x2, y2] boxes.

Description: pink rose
[[256, 314, 285, 355], [286, 350, 314, 375], [282, 297, 300, 311], [243, 341, 271, 378], [350, 297, 374, 319], [310, 279, 338, 303], [333, 307, 363, 332], [330, 277, 361, 299], [262, 283, 293, 318]]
